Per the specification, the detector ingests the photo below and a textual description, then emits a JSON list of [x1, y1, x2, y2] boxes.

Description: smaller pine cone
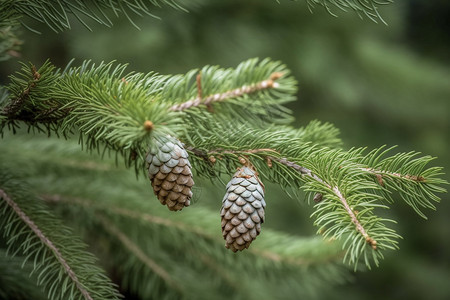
[[221, 166, 266, 252], [145, 137, 194, 211]]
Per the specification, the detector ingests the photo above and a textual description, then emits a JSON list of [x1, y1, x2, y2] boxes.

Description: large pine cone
[[221, 166, 266, 252], [145, 137, 194, 211]]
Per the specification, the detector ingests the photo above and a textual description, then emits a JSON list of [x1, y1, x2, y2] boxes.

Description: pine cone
[[221, 166, 266, 252], [145, 137, 194, 211]]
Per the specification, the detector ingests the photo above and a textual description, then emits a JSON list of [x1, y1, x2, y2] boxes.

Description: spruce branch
[[0, 250, 47, 300], [41, 193, 342, 266], [0, 0, 186, 33], [1, 58, 296, 168], [2, 63, 41, 118], [97, 214, 183, 293], [302, 0, 393, 24], [181, 121, 444, 267], [354, 146, 447, 218], [0, 189, 94, 300], [188, 144, 380, 254], [272, 156, 377, 249], [39, 191, 347, 299], [1, 58, 447, 269], [0, 169, 121, 300]]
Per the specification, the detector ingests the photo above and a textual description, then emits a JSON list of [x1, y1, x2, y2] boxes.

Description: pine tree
[[0, 1, 447, 299]]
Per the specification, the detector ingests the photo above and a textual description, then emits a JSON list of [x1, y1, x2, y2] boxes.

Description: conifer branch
[[303, 0, 393, 24], [42, 193, 341, 266], [169, 72, 284, 111], [332, 186, 377, 249], [0, 189, 94, 300], [0, 170, 121, 300], [2, 64, 41, 118], [363, 167, 426, 184], [188, 145, 377, 249], [0, 250, 47, 300], [0, 0, 186, 34], [97, 214, 183, 292], [0, 58, 296, 168], [1, 59, 447, 269], [42, 194, 213, 240], [272, 156, 377, 248]]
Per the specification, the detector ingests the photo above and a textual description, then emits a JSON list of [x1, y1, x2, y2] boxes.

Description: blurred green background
[[1, 0, 449, 299]]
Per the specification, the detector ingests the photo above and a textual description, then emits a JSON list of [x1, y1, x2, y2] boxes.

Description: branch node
[[31, 65, 41, 81], [366, 237, 378, 250], [196, 72, 202, 100], [270, 72, 284, 81], [143, 120, 154, 131], [376, 174, 384, 186], [266, 157, 273, 168], [238, 156, 247, 165]]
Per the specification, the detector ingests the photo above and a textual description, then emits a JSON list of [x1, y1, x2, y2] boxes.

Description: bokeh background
[[1, 0, 449, 299]]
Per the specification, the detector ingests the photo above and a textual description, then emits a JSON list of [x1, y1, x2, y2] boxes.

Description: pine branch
[[0, 169, 121, 300], [354, 146, 447, 218], [1, 58, 296, 169], [302, 0, 393, 24], [42, 192, 347, 299], [97, 214, 183, 292], [0, 0, 186, 33], [181, 122, 444, 267], [0, 250, 47, 300], [42, 193, 343, 267], [1, 58, 447, 270]]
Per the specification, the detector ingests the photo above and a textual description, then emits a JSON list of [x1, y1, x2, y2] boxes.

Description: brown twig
[[362, 167, 426, 183], [196, 72, 202, 100], [143, 120, 154, 131], [0, 189, 93, 300], [169, 72, 284, 111]]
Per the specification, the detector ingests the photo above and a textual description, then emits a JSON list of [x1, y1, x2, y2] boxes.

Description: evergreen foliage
[[1, 133, 348, 299], [0, 250, 47, 300], [0, 0, 447, 299], [0, 167, 121, 299], [304, 0, 392, 23], [1, 57, 446, 271], [0, 0, 186, 33]]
